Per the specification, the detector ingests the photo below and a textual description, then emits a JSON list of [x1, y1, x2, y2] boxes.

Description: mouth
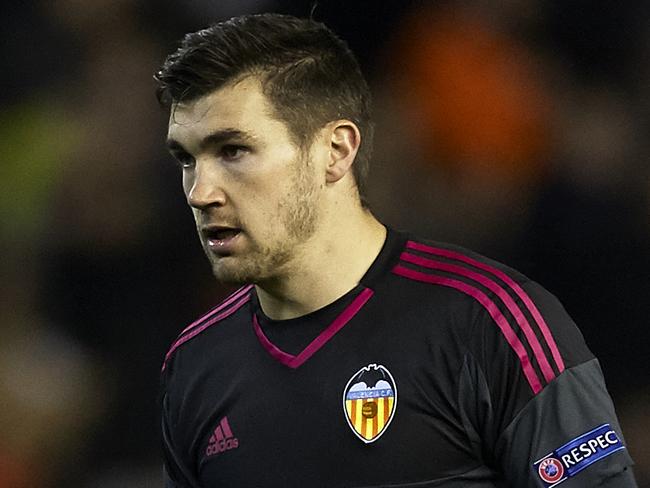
[[201, 226, 242, 250]]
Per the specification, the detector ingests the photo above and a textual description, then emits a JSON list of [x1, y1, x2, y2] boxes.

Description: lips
[[201, 225, 242, 252]]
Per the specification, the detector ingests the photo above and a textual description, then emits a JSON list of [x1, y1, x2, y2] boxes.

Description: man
[[155, 13, 636, 487]]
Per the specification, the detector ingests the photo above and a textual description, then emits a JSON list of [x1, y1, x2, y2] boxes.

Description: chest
[[172, 304, 480, 487]]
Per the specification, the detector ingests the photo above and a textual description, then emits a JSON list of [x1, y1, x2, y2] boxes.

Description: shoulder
[[391, 235, 592, 393], [161, 284, 254, 374], [392, 236, 529, 291], [389, 236, 532, 326]]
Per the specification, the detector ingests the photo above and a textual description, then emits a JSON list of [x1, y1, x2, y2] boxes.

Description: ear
[[326, 120, 361, 183]]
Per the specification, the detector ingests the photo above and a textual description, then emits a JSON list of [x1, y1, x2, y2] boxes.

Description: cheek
[[245, 176, 286, 207]]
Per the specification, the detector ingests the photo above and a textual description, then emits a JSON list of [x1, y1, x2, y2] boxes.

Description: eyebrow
[[166, 128, 257, 153]]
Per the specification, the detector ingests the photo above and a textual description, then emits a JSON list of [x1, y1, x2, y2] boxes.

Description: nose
[[185, 161, 227, 209]]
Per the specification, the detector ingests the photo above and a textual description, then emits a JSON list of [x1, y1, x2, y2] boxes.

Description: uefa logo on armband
[[538, 457, 564, 484], [532, 424, 625, 487]]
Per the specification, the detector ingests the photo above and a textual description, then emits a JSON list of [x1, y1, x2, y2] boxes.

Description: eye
[[173, 152, 195, 169], [220, 145, 248, 161]]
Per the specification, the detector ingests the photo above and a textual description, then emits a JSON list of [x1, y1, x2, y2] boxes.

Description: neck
[[255, 206, 386, 320]]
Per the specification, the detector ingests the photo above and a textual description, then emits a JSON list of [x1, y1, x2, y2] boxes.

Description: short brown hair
[[155, 13, 374, 206]]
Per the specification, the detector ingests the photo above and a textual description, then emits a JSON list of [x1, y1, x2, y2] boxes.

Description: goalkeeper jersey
[[161, 228, 636, 487]]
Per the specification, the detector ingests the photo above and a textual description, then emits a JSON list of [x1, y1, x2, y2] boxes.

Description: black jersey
[[160, 229, 636, 487]]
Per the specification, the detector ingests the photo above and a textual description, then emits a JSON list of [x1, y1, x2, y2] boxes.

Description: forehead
[[166, 77, 288, 148]]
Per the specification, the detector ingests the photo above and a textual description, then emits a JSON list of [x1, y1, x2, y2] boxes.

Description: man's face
[[166, 77, 323, 284]]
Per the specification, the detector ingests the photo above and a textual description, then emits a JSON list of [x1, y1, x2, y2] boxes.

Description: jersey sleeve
[[161, 391, 199, 488], [163, 465, 184, 488], [496, 358, 636, 487], [459, 278, 636, 487]]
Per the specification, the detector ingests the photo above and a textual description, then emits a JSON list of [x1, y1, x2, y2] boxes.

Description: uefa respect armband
[[532, 424, 626, 487]]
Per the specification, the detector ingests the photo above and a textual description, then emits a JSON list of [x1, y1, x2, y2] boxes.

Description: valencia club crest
[[343, 364, 397, 443]]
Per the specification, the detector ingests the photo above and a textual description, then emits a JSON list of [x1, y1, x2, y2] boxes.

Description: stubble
[[206, 152, 320, 285]]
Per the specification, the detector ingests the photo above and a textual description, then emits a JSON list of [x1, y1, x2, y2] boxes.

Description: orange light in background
[[389, 7, 552, 185]]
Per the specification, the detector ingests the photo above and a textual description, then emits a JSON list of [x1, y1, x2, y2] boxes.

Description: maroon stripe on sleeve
[[400, 251, 556, 384], [162, 294, 251, 372], [392, 264, 543, 394], [405, 241, 565, 374], [178, 285, 254, 338]]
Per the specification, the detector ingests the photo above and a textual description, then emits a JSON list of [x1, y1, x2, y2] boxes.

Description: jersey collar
[[250, 227, 408, 368]]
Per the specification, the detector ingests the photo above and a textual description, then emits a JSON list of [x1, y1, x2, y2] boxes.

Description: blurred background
[[1, 0, 648, 486]]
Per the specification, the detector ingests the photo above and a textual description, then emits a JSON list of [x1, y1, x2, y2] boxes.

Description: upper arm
[[461, 279, 636, 486], [495, 358, 636, 487], [161, 392, 199, 488], [163, 465, 185, 488]]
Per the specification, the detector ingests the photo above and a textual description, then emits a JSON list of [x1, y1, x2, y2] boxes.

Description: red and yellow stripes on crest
[[345, 396, 394, 441]]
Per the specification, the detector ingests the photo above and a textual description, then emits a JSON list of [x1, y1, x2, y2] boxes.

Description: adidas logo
[[206, 416, 239, 457]]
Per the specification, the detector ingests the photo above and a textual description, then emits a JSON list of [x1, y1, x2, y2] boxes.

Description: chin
[[210, 259, 259, 285], [206, 242, 293, 285], [211, 266, 250, 285]]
